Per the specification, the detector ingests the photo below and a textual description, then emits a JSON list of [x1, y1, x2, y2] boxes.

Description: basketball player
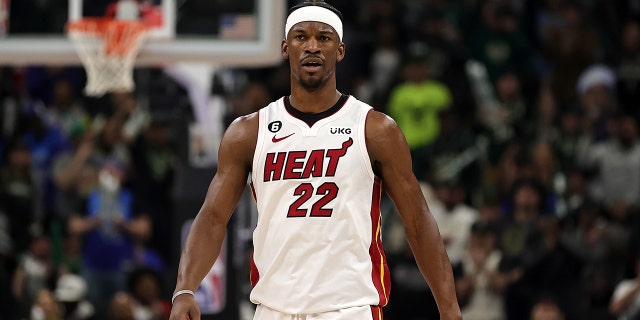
[[169, 1, 461, 319]]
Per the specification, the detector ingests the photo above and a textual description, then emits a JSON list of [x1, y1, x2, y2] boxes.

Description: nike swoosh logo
[[272, 133, 295, 143]]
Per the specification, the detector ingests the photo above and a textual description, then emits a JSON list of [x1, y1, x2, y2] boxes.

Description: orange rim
[[67, 18, 148, 56]]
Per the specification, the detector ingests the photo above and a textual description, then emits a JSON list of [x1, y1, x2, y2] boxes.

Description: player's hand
[[439, 308, 463, 320], [169, 294, 201, 320]]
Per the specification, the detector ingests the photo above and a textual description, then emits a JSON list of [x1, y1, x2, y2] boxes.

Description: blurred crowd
[[0, 66, 176, 320], [2, 0, 640, 319]]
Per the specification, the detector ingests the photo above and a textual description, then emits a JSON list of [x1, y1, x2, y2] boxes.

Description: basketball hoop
[[67, 18, 149, 96]]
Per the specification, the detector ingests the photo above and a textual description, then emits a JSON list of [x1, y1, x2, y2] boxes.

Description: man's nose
[[304, 38, 321, 53]]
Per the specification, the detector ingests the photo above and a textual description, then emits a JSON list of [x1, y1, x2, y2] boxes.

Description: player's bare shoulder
[[220, 112, 259, 168], [365, 110, 410, 169], [365, 110, 400, 140], [365, 110, 404, 148], [227, 112, 259, 141]]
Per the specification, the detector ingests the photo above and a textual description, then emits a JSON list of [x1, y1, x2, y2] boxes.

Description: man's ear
[[336, 42, 346, 62], [281, 40, 289, 59]]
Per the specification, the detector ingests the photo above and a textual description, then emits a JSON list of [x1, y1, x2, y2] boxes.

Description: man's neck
[[289, 83, 342, 114], [284, 94, 348, 127]]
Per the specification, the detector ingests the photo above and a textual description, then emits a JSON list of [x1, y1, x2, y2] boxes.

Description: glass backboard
[[0, 0, 285, 66]]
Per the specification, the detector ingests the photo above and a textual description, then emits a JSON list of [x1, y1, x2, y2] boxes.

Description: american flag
[[0, 0, 9, 36], [219, 14, 256, 40]]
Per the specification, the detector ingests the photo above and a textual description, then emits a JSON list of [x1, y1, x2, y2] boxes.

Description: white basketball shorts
[[253, 304, 383, 320]]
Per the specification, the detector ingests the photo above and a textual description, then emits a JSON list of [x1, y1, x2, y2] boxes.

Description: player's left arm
[[366, 110, 462, 320]]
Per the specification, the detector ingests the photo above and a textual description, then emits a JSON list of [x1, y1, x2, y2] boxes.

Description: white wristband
[[172, 289, 195, 304]]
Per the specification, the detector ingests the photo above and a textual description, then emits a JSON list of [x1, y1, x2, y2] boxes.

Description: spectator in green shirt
[[387, 48, 453, 154]]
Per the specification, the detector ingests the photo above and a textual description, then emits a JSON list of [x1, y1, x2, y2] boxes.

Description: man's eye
[[296, 35, 305, 40]]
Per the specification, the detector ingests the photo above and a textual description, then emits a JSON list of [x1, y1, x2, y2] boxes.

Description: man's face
[[282, 21, 345, 90], [514, 185, 540, 223]]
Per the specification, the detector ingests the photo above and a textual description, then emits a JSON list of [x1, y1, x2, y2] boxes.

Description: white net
[[68, 19, 149, 96]]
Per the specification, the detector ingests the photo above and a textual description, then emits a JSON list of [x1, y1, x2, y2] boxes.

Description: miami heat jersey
[[249, 95, 391, 314]]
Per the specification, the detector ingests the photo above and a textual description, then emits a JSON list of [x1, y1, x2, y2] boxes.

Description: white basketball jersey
[[249, 95, 390, 314]]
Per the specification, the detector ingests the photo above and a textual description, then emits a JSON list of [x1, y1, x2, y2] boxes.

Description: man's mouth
[[302, 59, 323, 72]]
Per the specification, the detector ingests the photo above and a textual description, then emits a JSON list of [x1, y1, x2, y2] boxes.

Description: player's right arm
[[365, 110, 462, 320], [169, 113, 258, 320]]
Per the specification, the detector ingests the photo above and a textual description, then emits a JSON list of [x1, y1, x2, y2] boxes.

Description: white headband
[[285, 6, 343, 41]]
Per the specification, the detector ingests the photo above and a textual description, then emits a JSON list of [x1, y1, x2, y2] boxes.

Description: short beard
[[299, 76, 325, 91]]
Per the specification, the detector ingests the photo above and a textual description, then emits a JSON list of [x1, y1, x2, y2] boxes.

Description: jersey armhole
[[251, 107, 267, 184], [360, 108, 377, 181]]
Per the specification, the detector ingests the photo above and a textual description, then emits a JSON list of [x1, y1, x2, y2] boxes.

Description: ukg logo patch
[[329, 127, 352, 135]]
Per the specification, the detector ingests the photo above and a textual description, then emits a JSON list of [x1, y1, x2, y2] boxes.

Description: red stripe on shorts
[[371, 305, 383, 320]]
